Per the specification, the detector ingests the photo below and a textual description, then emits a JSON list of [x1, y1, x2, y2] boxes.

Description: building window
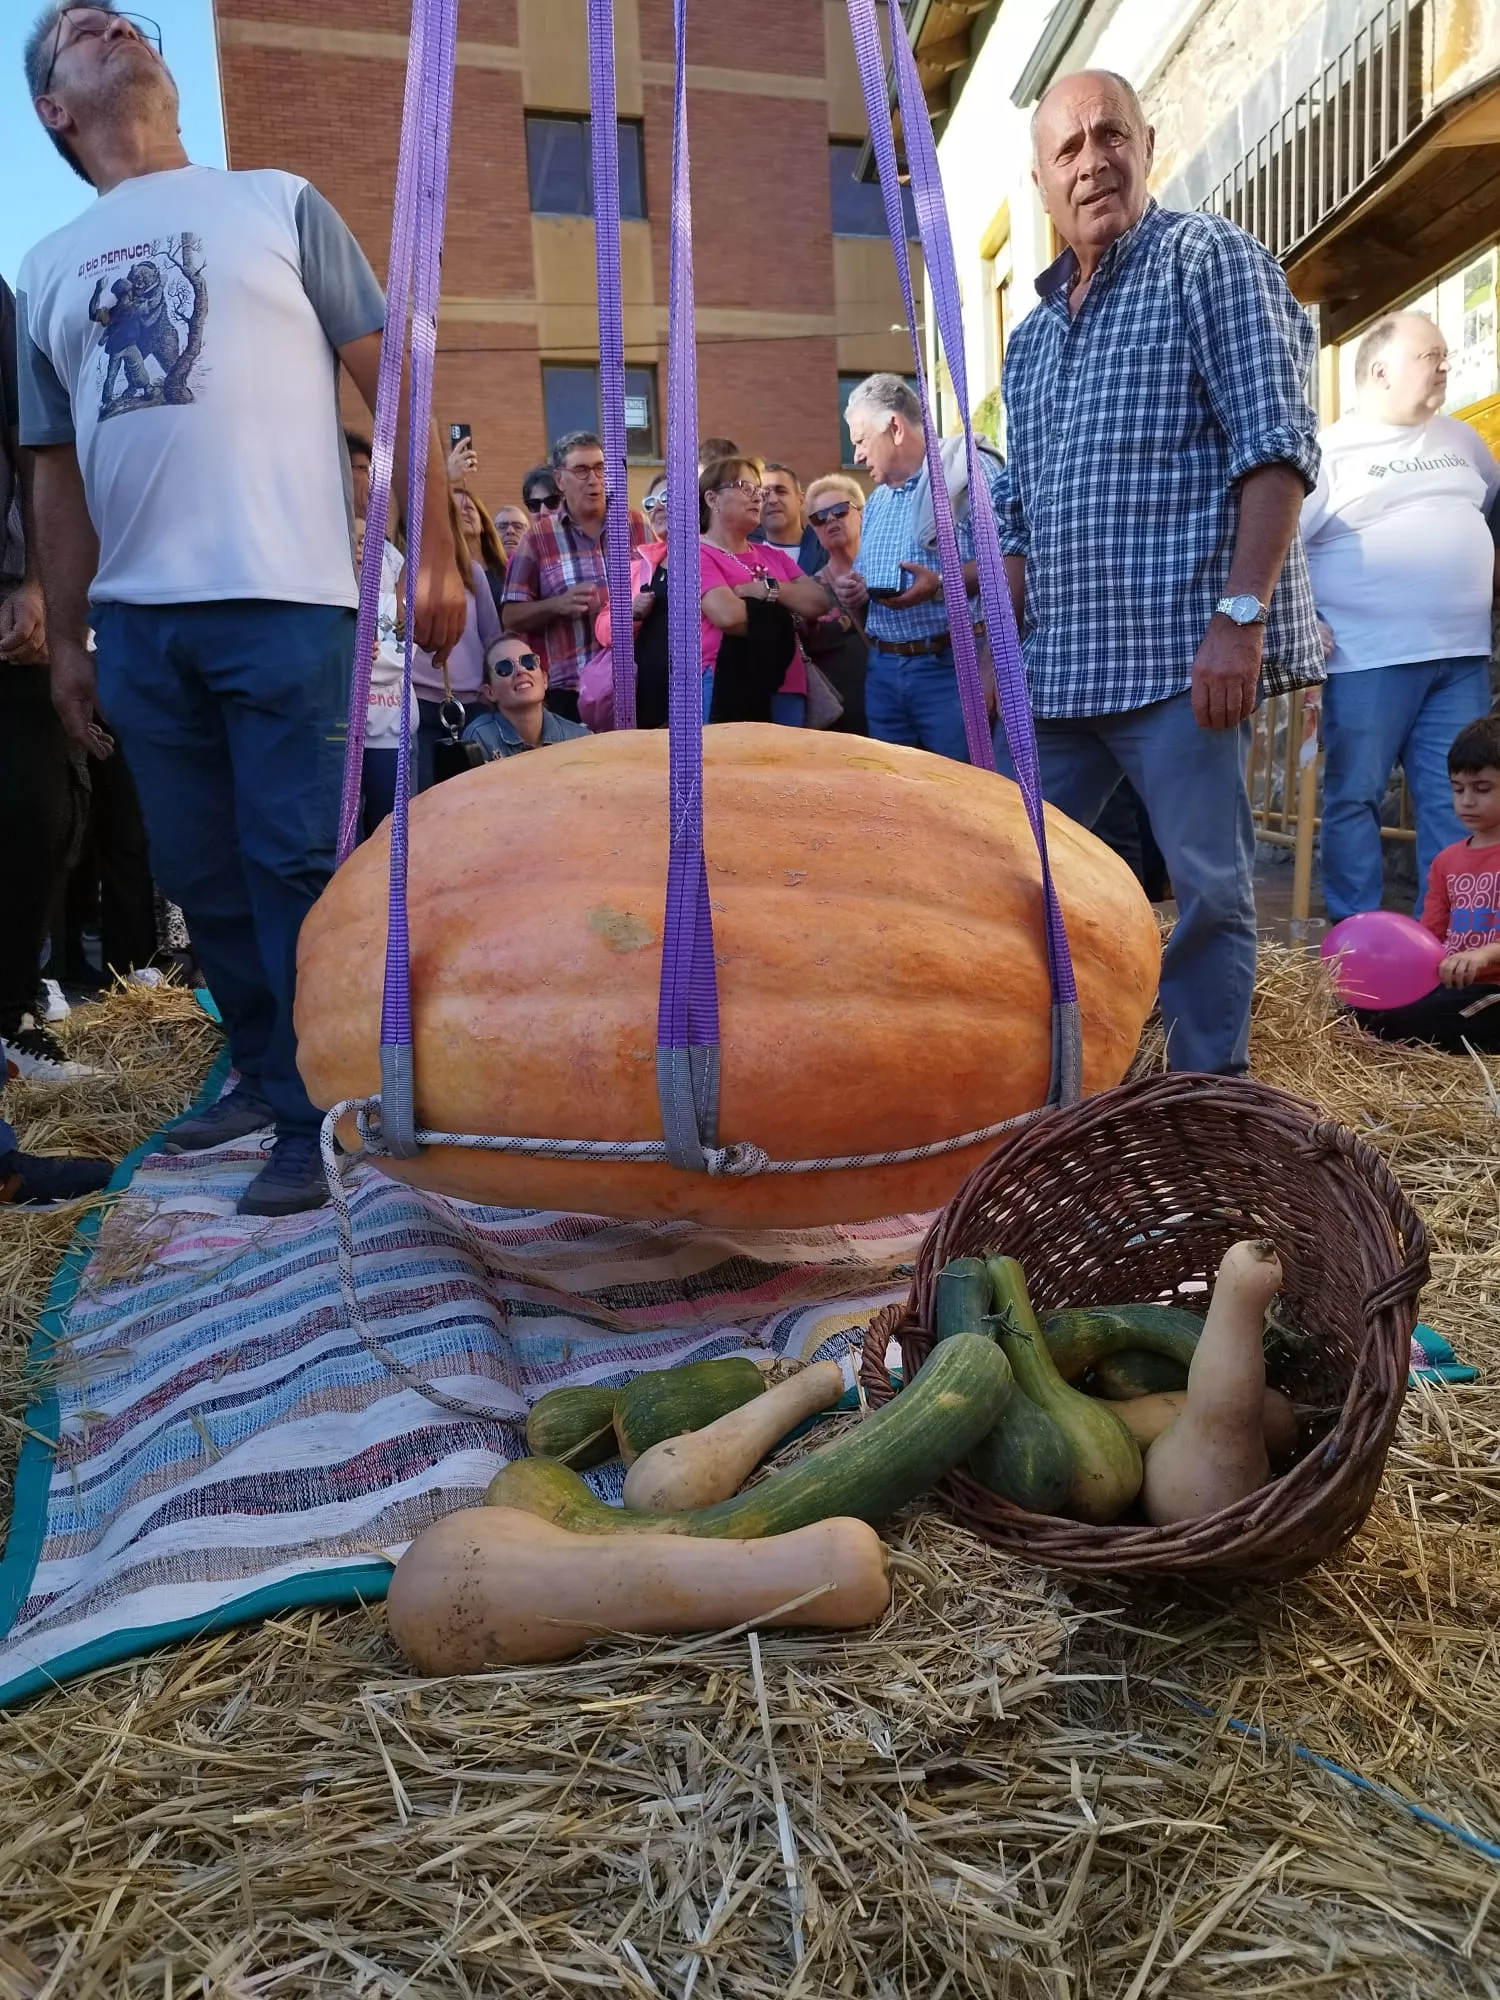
[[526, 115, 646, 220], [829, 142, 917, 240], [542, 363, 661, 461], [838, 371, 919, 467]]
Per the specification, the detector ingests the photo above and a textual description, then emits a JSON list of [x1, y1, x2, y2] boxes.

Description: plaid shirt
[[500, 505, 642, 692], [855, 452, 1009, 644], [999, 201, 1324, 718]]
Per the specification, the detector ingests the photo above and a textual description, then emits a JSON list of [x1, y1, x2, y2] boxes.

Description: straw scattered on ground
[[0, 954, 1497, 1997]]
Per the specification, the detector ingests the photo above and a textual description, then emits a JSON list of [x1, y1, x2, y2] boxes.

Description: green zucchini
[[525, 1385, 620, 1469], [614, 1357, 766, 1466], [966, 1388, 1073, 1515], [1088, 1349, 1190, 1398], [988, 1259, 1143, 1525], [934, 1257, 995, 1342], [486, 1332, 1014, 1538], [1041, 1304, 1205, 1383]]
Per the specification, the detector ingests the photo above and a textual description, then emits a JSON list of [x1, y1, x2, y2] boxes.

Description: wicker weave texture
[[861, 1073, 1430, 1580]]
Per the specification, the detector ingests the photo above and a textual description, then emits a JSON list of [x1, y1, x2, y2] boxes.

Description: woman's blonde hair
[[804, 473, 865, 515]]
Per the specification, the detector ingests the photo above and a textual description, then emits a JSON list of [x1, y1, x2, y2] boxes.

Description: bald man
[[1301, 311, 1499, 923], [995, 70, 1323, 1074]]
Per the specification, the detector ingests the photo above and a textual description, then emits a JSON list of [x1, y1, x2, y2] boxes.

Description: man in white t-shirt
[[1302, 311, 1499, 921], [18, 2, 465, 1216]]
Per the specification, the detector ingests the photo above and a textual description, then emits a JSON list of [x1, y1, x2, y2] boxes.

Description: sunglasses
[[491, 652, 543, 677], [525, 491, 563, 514], [808, 502, 856, 527], [42, 7, 162, 95], [645, 493, 668, 511]]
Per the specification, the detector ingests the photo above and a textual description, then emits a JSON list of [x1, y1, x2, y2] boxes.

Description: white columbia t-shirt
[[17, 165, 385, 608], [1300, 412, 1500, 673]]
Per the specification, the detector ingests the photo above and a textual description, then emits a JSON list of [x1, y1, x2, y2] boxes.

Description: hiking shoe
[[0, 1151, 113, 1207], [1, 1017, 101, 1084], [161, 1082, 274, 1154], [236, 1131, 329, 1218]]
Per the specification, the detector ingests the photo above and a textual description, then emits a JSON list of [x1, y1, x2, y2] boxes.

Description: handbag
[[431, 664, 486, 783], [802, 658, 845, 729]]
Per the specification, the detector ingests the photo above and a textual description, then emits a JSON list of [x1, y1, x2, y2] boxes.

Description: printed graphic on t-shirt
[[85, 233, 206, 420], [1445, 864, 1500, 950]]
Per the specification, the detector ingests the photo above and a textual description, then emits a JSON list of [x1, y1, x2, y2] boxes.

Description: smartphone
[[865, 582, 904, 601], [449, 422, 473, 448]]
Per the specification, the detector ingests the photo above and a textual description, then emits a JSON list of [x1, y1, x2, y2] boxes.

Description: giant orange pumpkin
[[296, 725, 1159, 1226]]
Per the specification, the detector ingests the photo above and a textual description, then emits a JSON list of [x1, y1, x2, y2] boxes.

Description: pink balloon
[[1321, 911, 1444, 1009]]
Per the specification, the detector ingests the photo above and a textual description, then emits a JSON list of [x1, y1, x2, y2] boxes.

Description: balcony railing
[[1204, 0, 1425, 263]]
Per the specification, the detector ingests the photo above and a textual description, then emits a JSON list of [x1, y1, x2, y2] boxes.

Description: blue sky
[[0, 1, 225, 286]]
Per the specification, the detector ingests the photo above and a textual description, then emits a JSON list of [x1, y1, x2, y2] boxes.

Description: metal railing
[[1204, 0, 1424, 264]]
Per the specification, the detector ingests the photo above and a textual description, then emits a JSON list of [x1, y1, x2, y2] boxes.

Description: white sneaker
[[40, 979, 71, 1022], [2, 1017, 102, 1084]]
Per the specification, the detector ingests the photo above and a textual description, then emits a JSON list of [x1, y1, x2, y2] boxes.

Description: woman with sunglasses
[[801, 475, 870, 735], [463, 636, 591, 758], [698, 456, 833, 725]]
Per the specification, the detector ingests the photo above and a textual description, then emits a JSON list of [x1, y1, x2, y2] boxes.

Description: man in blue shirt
[[832, 374, 1005, 762], [998, 70, 1323, 1074]]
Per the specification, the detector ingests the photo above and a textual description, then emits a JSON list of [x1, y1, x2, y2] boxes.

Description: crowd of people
[[1, 10, 1497, 1222]]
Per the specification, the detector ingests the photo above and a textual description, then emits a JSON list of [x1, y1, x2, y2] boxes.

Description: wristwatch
[[1214, 593, 1269, 626]]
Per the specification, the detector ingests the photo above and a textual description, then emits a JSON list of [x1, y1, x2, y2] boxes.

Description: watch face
[[1226, 593, 1263, 623]]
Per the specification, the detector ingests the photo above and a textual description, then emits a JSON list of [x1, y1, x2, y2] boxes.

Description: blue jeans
[[995, 691, 1255, 1075], [1319, 657, 1491, 923], [866, 645, 972, 762], [93, 600, 354, 1136]]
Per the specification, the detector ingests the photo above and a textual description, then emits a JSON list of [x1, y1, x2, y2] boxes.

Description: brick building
[[213, 0, 920, 509]]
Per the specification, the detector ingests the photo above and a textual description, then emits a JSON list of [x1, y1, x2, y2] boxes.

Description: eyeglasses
[[808, 501, 856, 527], [491, 652, 542, 677], [712, 479, 760, 499], [42, 7, 162, 95], [564, 463, 607, 483], [645, 493, 668, 512], [525, 491, 563, 514]]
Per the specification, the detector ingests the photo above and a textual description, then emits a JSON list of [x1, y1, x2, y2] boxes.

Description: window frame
[[525, 113, 647, 221], [828, 139, 917, 242], [541, 361, 661, 463]]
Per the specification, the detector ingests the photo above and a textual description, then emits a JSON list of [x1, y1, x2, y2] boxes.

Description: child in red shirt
[[1358, 714, 1500, 1051]]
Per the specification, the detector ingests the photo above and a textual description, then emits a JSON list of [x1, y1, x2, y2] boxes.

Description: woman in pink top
[[698, 455, 834, 725]]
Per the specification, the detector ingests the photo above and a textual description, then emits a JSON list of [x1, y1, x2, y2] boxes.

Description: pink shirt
[[698, 540, 808, 695], [1420, 836, 1500, 953]]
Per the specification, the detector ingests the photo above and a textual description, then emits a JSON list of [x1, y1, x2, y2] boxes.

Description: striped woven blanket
[[0, 1072, 921, 1705]]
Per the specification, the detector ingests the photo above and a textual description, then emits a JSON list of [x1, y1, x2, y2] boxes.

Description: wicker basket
[[862, 1073, 1429, 1581]]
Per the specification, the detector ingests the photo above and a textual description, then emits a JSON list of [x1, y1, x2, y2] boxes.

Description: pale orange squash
[[295, 724, 1159, 1225]]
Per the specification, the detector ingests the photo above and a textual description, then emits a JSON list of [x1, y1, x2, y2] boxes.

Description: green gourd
[[1041, 1304, 1205, 1383], [987, 1259, 1143, 1525], [486, 1332, 1015, 1538], [613, 1357, 766, 1465], [934, 1258, 996, 1342], [966, 1388, 1074, 1515], [1088, 1349, 1191, 1398], [525, 1385, 620, 1469]]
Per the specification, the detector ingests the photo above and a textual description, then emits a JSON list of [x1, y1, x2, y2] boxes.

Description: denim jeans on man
[[865, 646, 972, 763], [995, 691, 1256, 1075], [1319, 657, 1491, 923], [93, 601, 353, 1135]]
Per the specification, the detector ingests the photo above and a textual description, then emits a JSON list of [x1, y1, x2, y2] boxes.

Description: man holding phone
[[834, 373, 1004, 761]]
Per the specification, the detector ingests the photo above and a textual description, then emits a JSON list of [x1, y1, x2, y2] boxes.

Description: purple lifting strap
[[653, 0, 722, 1171], [847, 0, 1082, 1096], [588, 0, 638, 731]]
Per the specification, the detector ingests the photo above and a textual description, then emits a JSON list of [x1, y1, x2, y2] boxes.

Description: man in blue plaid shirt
[[998, 71, 1324, 1075]]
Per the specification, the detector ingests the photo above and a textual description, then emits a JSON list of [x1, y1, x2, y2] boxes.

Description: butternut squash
[[986, 1258, 1142, 1525], [1110, 1385, 1297, 1462], [387, 1507, 890, 1670], [622, 1360, 846, 1512], [1143, 1239, 1284, 1525]]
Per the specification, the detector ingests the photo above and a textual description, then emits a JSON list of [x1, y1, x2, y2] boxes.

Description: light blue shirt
[[855, 453, 1008, 644]]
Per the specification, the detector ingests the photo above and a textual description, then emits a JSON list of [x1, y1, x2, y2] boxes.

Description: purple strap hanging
[[588, 0, 637, 731], [846, 0, 1082, 1100], [653, 0, 722, 1170]]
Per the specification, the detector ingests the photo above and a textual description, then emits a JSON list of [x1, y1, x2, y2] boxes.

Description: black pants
[[0, 661, 74, 1034], [59, 739, 159, 980], [1355, 984, 1500, 1054]]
